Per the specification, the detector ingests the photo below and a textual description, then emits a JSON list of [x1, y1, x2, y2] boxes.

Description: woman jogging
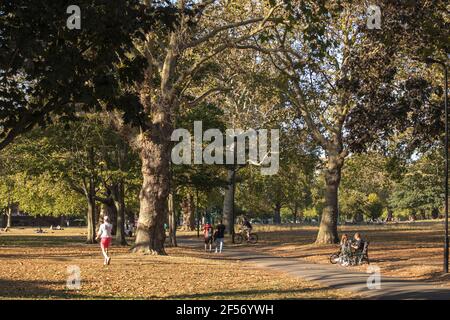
[[96, 216, 113, 265]]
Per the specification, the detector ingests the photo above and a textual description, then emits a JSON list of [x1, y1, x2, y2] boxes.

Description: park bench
[[330, 241, 370, 266]]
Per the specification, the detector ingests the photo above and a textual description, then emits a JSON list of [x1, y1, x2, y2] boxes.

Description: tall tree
[[240, 0, 447, 243], [0, 1, 153, 150], [111, 1, 280, 254]]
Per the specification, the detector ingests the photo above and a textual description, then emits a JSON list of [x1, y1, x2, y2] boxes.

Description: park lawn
[[0, 228, 356, 300], [248, 221, 450, 285]]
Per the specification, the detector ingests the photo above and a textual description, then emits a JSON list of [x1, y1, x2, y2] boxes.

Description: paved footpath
[[179, 237, 450, 300]]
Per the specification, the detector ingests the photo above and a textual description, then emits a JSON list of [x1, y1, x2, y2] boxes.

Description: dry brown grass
[[0, 227, 356, 300]]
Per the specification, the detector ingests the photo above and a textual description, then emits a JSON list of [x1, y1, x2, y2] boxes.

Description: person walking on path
[[203, 221, 213, 252], [96, 216, 113, 265], [214, 220, 226, 253]]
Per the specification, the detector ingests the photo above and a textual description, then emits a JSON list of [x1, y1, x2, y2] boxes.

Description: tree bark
[[168, 193, 177, 247], [273, 202, 281, 224], [133, 117, 172, 254], [223, 168, 236, 234], [315, 153, 343, 244], [181, 194, 195, 231], [6, 205, 12, 228], [112, 182, 127, 245], [86, 188, 96, 244]]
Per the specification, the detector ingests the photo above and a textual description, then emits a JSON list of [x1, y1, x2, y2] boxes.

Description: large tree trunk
[[316, 153, 343, 244], [133, 30, 177, 254], [168, 193, 177, 247], [223, 168, 236, 234], [273, 202, 281, 224], [112, 182, 127, 245], [133, 118, 172, 255], [181, 194, 195, 231]]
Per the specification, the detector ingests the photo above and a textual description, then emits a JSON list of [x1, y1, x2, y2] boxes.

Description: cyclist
[[242, 216, 253, 241]]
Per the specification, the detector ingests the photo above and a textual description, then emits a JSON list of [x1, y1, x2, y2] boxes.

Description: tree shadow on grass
[[0, 235, 85, 247], [165, 287, 341, 300], [0, 278, 90, 299]]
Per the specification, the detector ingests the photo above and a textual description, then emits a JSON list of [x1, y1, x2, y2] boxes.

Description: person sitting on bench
[[339, 234, 352, 266], [351, 233, 364, 253]]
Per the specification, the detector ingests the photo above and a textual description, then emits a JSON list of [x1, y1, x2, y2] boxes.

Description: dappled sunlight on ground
[[0, 227, 355, 299], [244, 221, 450, 284]]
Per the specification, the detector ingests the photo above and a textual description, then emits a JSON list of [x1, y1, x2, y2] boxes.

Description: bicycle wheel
[[234, 234, 243, 244], [330, 253, 340, 264], [248, 233, 258, 244]]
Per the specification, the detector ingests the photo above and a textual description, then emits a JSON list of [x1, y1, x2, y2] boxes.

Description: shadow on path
[[178, 237, 450, 300]]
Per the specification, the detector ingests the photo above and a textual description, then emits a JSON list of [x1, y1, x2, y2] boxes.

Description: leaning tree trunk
[[316, 153, 343, 244], [223, 168, 236, 234], [133, 30, 178, 254], [133, 112, 172, 255], [273, 202, 282, 224]]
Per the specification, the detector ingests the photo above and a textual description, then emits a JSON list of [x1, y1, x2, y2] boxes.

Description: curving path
[[178, 237, 450, 300]]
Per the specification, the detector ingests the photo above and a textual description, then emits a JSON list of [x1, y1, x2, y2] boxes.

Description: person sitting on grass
[[96, 216, 112, 266]]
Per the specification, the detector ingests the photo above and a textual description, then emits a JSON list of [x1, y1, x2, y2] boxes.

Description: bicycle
[[233, 228, 258, 244], [330, 241, 370, 266]]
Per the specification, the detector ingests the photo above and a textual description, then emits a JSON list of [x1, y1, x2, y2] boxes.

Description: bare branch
[[187, 86, 231, 106]]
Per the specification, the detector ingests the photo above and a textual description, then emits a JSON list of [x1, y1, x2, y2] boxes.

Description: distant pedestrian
[[203, 221, 213, 252], [96, 216, 112, 265], [214, 220, 226, 253]]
